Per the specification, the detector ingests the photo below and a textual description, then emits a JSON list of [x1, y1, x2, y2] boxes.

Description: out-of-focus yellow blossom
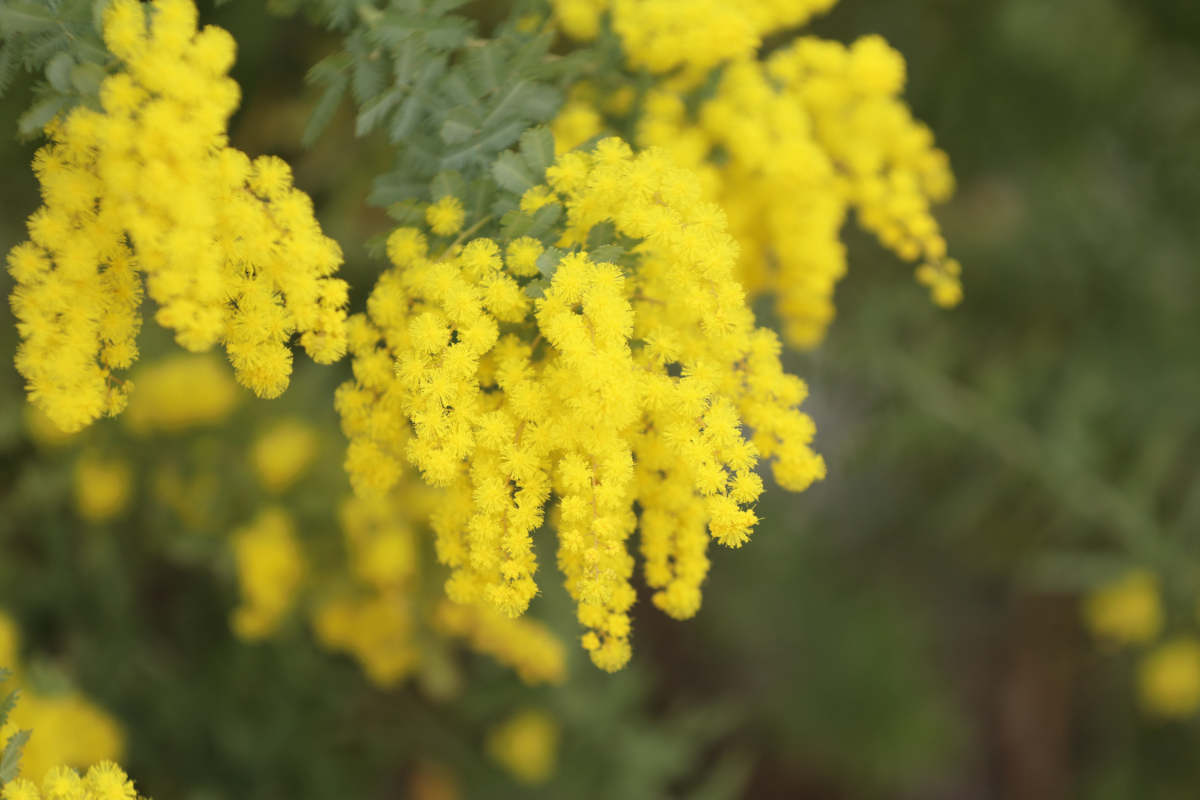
[[123, 354, 239, 434], [72, 453, 133, 524], [337, 493, 420, 589], [250, 419, 319, 493], [551, 0, 606, 40], [339, 139, 824, 670], [4, 696, 126, 786], [485, 708, 559, 785], [1084, 569, 1162, 647], [313, 591, 419, 688], [230, 507, 306, 640], [8, 0, 347, 433], [1138, 638, 1200, 718], [0, 614, 17, 667], [1, 761, 141, 800], [433, 601, 566, 685], [551, 99, 604, 155], [552, 0, 837, 80], [312, 493, 422, 687], [0, 613, 124, 782], [313, 492, 565, 687], [425, 196, 466, 237], [23, 405, 78, 448], [632, 35, 957, 347], [916, 258, 963, 309]]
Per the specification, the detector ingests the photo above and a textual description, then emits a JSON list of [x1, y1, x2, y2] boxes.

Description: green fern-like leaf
[[0, 669, 28, 786], [518, 126, 556, 178], [0, 669, 15, 729], [0, 729, 28, 785], [0, 0, 112, 136]]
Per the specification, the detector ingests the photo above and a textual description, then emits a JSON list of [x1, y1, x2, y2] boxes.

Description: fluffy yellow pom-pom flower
[[1138, 639, 1200, 718], [251, 419, 320, 493], [73, 453, 134, 523], [1084, 569, 1163, 647], [486, 709, 559, 785], [425, 196, 466, 236]]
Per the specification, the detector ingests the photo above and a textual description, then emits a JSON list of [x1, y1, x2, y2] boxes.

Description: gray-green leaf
[[492, 150, 536, 194], [519, 126, 556, 177], [0, 729, 30, 785]]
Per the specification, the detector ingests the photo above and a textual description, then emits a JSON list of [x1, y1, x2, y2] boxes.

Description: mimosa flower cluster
[[0, 0, 983, 791], [551, 0, 837, 78], [338, 138, 825, 670], [1, 762, 142, 800], [7, 0, 347, 433], [551, 13, 959, 348]]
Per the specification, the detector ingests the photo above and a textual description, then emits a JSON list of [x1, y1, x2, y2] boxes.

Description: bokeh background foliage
[[0, 0, 1198, 797]]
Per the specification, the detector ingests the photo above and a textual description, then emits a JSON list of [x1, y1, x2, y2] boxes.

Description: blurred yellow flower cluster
[[313, 490, 567, 688], [122, 354, 239, 435], [432, 601, 566, 686], [1084, 569, 1200, 719], [27, 339, 566, 690], [1085, 569, 1163, 646], [230, 507, 306, 640], [72, 453, 133, 524], [0, 615, 124, 783], [312, 492, 427, 687], [486, 708, 559, 785], [251, 419, 320, 494], [7, 0, 347, 433], [1139, 640, 1200, 719]]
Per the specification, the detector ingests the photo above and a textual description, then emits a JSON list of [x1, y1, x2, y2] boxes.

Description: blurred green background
[[2, 0, 1199, 797]]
